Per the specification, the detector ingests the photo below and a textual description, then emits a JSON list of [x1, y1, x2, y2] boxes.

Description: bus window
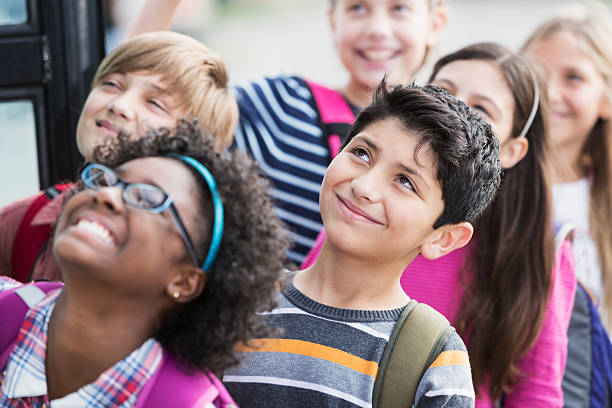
[[0, 100, 38, 206], [0, 0, 27, 26]]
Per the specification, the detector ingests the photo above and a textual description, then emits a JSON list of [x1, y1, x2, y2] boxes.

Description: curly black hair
[[344, 79, 502, 228], [92, 120, 291, 374]]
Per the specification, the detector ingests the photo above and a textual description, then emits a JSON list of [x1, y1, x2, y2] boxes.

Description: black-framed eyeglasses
[[80, 163, 201, 268]]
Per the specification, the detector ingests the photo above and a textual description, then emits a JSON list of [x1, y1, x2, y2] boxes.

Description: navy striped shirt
[[233, 76, 337, 264]]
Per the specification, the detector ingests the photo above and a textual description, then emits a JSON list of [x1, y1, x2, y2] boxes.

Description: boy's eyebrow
[[142, 80, 171, 95], [148, 82, 171, 95], [108, 72, 172, 95], [123, 72, 172, 95], [354, 135, 432, 191], [399, 163, 431, 191], [353, 135, 378, 153]]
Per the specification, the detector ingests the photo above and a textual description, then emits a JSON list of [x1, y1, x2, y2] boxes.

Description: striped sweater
[[223, 278, 475, 407], [233, 76, 339, 264], [302, 232, 577, 406]]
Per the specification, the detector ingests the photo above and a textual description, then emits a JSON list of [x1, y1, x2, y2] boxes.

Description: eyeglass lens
[[85, 166, 167, 210]]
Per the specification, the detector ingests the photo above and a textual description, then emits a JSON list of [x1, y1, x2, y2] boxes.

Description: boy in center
[[223, 81, 502, 407]]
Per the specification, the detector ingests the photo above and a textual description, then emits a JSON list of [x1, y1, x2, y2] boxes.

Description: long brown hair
[[430, 43, 554, 399], [522, 2, 612, 328]]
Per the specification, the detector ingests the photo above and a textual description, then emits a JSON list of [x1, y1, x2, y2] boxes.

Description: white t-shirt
[[552, 178, 604, 305]]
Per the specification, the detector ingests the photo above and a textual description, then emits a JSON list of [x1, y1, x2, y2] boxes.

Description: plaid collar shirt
[[0, 282, 163, 407]]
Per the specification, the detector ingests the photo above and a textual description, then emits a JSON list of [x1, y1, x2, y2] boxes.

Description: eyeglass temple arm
[[168, 205, 201, 268]]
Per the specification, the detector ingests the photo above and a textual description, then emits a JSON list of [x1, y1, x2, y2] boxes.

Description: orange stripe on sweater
[[429, 350, 470, 368], [237, 338, 379, 377]]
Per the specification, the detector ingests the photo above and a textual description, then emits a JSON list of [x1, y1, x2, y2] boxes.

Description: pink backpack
[[0, 282, 237, 408], [304, 79, 356, 160]]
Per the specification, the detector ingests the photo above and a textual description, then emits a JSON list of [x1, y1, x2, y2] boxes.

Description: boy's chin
[[326, 230, 413, 265]]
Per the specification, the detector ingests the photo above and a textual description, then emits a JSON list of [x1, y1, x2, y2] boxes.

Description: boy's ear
[[500, 137, 529, 169], [420, 222, 473, 260], [426, 2, 448, 48], [166, 265, 207, 304]]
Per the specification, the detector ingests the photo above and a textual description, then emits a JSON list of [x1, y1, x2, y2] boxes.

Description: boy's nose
[[107, 94, 135, 120], [350, 172, 382, 203]]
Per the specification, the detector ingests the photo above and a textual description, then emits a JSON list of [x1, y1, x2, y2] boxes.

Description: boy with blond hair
[[0, 31, 238, 282]]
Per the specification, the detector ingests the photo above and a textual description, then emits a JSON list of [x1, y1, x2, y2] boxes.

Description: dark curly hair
[[92, 120, 291, 375], [344, 79, 502, 227]]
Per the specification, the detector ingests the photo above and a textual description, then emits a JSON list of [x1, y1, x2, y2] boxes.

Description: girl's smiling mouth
[[357, 48, 401, 63], [71, 217, 117, 246]]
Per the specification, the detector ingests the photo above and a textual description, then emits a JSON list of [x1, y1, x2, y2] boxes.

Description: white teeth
[[362, 50, 396, 62], [76, 219, 113, 244]]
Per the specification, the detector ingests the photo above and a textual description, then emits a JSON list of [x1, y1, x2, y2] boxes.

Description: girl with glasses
[[0, 120, 290, 407]]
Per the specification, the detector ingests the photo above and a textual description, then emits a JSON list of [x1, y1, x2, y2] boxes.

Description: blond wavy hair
[[523, 1, 612, 327], [93, 31, 238, 150]]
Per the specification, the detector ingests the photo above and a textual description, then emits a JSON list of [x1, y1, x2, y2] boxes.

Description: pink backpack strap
[[305, 80, 356, 159], [137, 350, 237, 408], [0, 281, 63, 369], [301, 228, 326, 269]]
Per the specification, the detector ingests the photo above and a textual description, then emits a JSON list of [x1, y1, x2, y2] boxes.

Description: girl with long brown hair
[[400, 43, 576, 406], [523, 2, 612, 331]]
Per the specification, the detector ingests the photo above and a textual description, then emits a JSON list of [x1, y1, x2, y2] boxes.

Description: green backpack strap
[[372, 299, 455, 408]]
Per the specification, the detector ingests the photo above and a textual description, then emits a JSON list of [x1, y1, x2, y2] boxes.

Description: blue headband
[[170, 154, 224, 273]]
